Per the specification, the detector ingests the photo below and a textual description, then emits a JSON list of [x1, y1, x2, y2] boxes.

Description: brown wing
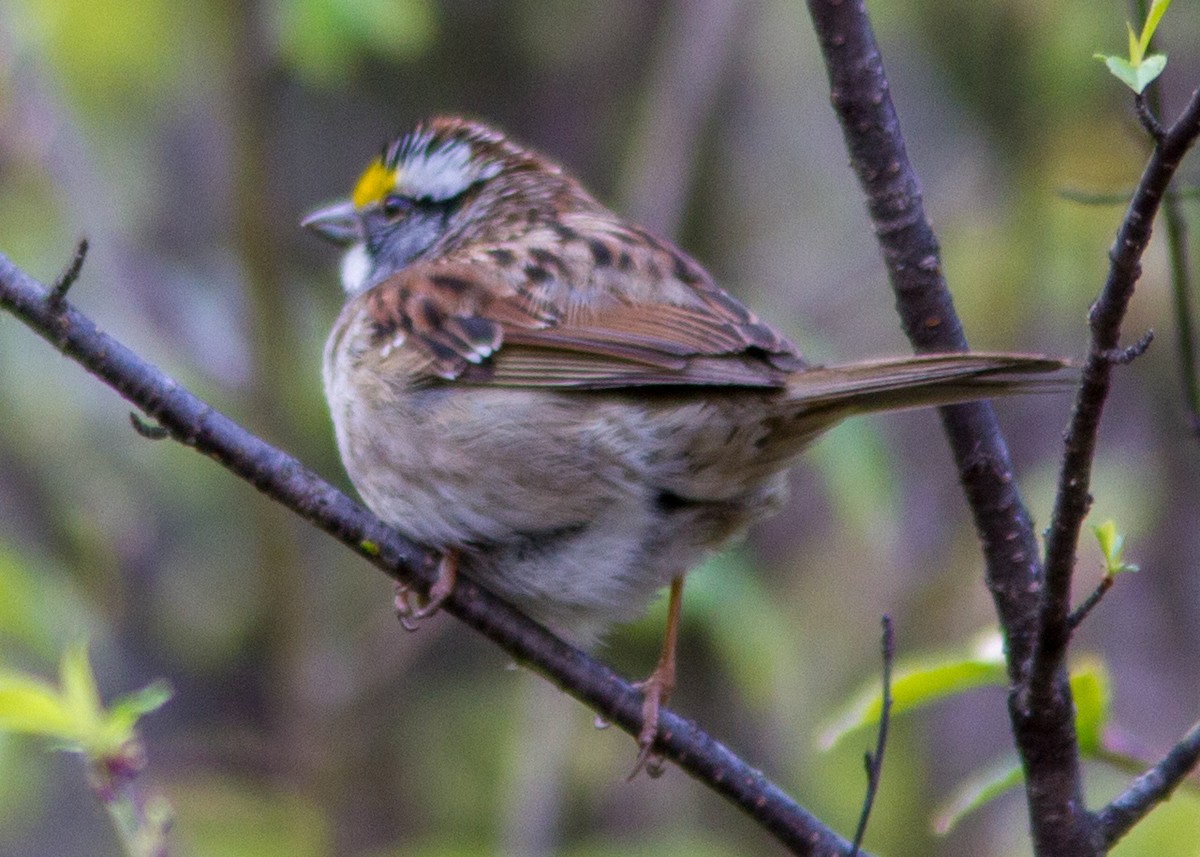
[[360, 242, 804, 389]]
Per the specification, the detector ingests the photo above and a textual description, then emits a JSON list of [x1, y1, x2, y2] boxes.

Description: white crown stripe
[[386, 134, 503, 203]]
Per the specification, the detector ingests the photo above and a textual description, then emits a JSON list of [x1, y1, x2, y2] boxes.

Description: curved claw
[[393, 584, 423, 632], [628, 674, 670, 779], [392, 550, 459, 631]]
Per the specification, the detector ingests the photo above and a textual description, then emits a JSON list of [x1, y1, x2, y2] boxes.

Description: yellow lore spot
[[351, 159, 398, 209]]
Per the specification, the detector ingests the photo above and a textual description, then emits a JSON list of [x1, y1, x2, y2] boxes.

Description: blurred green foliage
[[269, 0, 436, 84], [2, 1, 1200, 856], [0, 644, 172, 856], [0, 643, 168, 754]]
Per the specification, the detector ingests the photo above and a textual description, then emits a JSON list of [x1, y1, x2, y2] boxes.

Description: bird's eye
[[380, 194, 409, 218]]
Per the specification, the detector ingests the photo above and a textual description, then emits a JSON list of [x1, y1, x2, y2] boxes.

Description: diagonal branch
[[1035, 86, 1200, 703], [1096, 718, 1200, 847], [0, 251, 863, 857]]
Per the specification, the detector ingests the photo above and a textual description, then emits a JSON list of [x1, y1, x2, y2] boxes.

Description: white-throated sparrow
[[304, 116, 1063, 774]]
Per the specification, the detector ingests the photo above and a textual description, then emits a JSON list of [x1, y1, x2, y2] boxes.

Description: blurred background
[[2, 1, 1199, 855]]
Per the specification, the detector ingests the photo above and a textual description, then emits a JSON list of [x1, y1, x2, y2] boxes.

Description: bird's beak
[[301, 199, 362, 246]]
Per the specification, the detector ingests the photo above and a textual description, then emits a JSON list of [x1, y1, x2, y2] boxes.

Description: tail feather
[[782, 352, 1070, 417]]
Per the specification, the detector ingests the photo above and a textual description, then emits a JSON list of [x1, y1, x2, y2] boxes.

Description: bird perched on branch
[[304, 116, 1065, 775]]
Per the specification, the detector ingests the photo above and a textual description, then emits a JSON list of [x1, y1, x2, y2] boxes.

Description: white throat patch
[[339, 243, 373, 297]]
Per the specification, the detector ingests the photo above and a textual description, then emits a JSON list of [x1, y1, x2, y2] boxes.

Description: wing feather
[[359, 241, 803, 389]]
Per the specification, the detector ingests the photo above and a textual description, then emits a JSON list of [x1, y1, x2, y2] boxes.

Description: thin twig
[[1066, 576, 1114, 631], [129, 412, 170, 440], [849, 616, 894, 857], [1034, 86, 1200, 703], [1134, 93, 1165, 143], [1022, 81, 1200, 857], [0, 252, 862, 857], [1097, 719, 1200, 847], [1098, 329, 1154, 365], [49, 238, 89, 308]]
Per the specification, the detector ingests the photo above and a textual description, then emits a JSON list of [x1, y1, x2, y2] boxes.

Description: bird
[[302, 115, 1065, 775]]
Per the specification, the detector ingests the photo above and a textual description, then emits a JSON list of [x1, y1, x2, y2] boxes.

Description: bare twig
[[0, 252, 863, 857], [849, 616, 894, 857], [1098, 329, 1154, 366], [1066, 576, 1114, 631], [49, 238, 88, 308], [1097, 719, 1200, 847], [802, 0, 1045, 664], [129, 412, 170, 440], [1134, 93, 1165, 143]]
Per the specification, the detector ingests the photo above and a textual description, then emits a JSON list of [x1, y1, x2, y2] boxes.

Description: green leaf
[[1092, 519, 1139, 575], [933, 758, 1024, 835], [0, 645, 169, 756], [0, 671, 78, 738], [1140, 0, 1172, 56], [59, 642, 103, 736], [1070, 656, 1112, 755], [1131, 54, 1167, 94], [818, 632, 1007, 749], [1096, 54, 1167, 94], [1126, 20, 1142, 65], [106, 681, 173, 737], [1095, 0, 1171, 94]]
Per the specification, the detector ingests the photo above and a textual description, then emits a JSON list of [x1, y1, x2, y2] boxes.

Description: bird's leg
[[394, 549, 458, 631], [629, 574, 684, 779]]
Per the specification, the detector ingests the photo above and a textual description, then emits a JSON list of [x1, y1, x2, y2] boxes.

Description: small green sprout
[[1092, 519, 1139, 577], [0, 643, 172, 857], [1094, 0, 1171, 94], [0, 642, 170, 756]]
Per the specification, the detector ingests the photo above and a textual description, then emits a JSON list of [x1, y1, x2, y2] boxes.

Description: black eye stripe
[[381, 195, 410, 217]]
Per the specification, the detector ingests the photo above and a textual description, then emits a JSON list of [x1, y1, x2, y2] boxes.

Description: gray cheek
[[368, 213, 446, 281]]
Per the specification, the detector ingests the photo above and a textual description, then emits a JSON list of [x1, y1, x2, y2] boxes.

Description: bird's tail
[[781, 352, 1070, 417]]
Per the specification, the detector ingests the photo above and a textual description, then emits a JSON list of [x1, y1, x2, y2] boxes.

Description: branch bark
[[805, 3, 1200, 854], [803, 2, 1088, 853], [1097, 718, 1200, 846], [0, 251, 862, 857], [1035, 83, 1200, 853], [1036, 86, 1200, 697]]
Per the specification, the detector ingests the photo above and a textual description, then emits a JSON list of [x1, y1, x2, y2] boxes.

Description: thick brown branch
[[803, 2, 1091, 854], [0, 251, 861, 857]]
